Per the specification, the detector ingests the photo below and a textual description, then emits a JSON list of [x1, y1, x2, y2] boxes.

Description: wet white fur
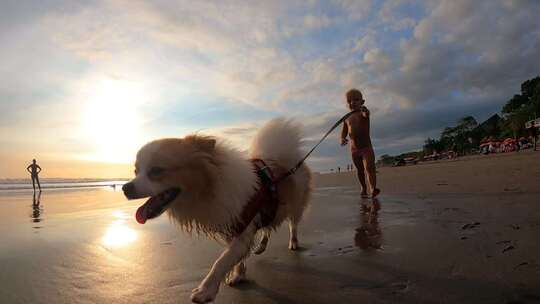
[[130, 118, 312, 303], [190, 119, 311, 303]]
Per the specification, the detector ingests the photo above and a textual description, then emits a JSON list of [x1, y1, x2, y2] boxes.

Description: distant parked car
[[393, 159, 406, 167], [403, 157, 418, 165], [423, 153, 439, 161], [393, 157, 418, 167]]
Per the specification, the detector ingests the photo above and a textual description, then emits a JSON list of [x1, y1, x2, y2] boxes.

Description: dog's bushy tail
[[249, 118, 303, 169]]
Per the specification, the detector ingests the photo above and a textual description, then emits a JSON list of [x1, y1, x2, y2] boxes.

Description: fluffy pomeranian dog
[[122, 118, 312, 303]]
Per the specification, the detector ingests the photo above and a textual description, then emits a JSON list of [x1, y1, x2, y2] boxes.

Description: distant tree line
[[377, 76, 540, 165], [500, 76, 540, 138], [423, 115, 479, 156]]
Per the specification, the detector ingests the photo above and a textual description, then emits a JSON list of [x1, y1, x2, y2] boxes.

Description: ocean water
[[0, 178, 127, 191]]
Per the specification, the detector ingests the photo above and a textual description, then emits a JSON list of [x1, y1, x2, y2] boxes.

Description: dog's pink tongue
[[135, 204, 147, 224]]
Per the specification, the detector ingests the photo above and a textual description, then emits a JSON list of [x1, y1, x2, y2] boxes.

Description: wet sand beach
[[316, 150, 540, 194], [1, 152, 540, 303]]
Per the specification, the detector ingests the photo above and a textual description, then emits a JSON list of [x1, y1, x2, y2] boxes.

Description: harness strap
[[232, 159, 279, 235], [275, 109, 359, 183], [231, 110, 360, 235]]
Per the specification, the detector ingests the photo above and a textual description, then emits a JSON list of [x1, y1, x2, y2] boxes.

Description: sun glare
[[81, 79, 146, 163], [102, 211, 138, 248]]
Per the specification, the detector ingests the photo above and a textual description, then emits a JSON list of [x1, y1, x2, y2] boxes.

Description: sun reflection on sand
[[102, 211, 138, 248]]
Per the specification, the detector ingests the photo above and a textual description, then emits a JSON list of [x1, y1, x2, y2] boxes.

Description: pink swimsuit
[[351, 146, 371, 157]]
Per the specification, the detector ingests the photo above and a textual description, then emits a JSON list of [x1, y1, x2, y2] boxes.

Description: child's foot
[[371, 188, 381, 198]]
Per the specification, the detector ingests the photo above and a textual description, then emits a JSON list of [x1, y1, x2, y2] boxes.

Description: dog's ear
[[185, 135, 216, 152]]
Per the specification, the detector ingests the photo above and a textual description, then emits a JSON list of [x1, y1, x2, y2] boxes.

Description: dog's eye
[[148, 167, 164, 178]]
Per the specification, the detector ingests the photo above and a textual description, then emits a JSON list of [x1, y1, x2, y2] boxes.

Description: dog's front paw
[[226, 271, 247, 286], [191, 285, 218, 304]]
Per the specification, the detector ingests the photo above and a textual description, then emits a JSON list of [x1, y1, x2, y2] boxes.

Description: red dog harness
[[232, 159, 280, 235]]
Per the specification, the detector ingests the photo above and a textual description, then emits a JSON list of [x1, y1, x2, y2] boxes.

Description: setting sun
[[81, 79, 146, 163]]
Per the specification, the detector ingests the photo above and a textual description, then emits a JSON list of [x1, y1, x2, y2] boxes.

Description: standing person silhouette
[[26, 159, 42, 192], [340, 89, 380, 198]]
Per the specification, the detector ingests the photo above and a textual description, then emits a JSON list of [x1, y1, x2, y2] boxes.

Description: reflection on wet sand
[[2, 186, 540, 303], [31, 191, 43, 228], [101, 211, 138, 248], [355, 198, 382, 250]]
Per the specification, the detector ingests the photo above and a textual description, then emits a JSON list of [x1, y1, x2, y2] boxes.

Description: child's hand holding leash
[[359, 105, 369, 117]]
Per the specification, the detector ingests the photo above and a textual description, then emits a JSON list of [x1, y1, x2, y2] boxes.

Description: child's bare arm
[[340, 121, 349, 146]]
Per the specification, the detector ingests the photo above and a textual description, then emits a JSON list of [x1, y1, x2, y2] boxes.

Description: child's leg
[[352, 153, 368, 195], [362, 148, 379, 197]]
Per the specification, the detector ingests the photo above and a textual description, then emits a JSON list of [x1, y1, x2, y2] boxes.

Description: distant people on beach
[[26, 159, 42, 192], [479, 136, 537, 155], [449, 144, 458, 159], [340, 89, 380, 198], [533, 128, 539, 151]]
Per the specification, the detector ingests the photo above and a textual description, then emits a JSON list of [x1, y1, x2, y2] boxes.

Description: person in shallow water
[[26, 159, 42, 192]]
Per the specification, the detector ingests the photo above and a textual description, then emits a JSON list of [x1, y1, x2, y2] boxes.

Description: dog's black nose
[[122, 182, 135, 199]]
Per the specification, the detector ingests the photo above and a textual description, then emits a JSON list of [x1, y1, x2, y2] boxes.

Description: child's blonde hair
[[345, 89, 364, 110], [346, 89, 363, 102]]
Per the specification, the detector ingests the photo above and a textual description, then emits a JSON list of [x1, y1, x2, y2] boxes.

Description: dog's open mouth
[[135, 188, 181, 224]]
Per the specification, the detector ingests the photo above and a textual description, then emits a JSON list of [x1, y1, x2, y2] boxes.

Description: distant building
[[475, 114, 502, 136], [472, 114, 503, 147]]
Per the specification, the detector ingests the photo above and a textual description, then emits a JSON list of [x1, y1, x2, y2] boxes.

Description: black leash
[[275, 109, 359, 183]]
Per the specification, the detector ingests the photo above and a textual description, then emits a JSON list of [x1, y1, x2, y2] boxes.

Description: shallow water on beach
[[1, 187, 539, 303]]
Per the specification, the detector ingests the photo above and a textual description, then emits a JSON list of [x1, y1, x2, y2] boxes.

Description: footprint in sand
[[461, 222, 480, 230], [502, 245, 515, 253], [389, 281, 409, 294]]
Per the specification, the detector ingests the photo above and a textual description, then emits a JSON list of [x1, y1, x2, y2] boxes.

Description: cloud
[[383, 0, 540, 108], [2, 0, 540, 176], [303, 14, 333, 30], [333, 0, 373, 21], [352, 34, 376, 52], [363, 48, 393, 74], [379, 0, 419, 31]]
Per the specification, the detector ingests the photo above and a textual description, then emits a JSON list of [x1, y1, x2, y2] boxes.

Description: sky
[[1, 0, 539, 178]]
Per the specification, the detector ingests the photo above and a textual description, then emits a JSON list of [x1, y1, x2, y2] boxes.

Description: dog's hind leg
[[288, 202, 307, 251], [287, 175, 311, 251], [288, 220, 299, 250], [252, 230, 270, 255]]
